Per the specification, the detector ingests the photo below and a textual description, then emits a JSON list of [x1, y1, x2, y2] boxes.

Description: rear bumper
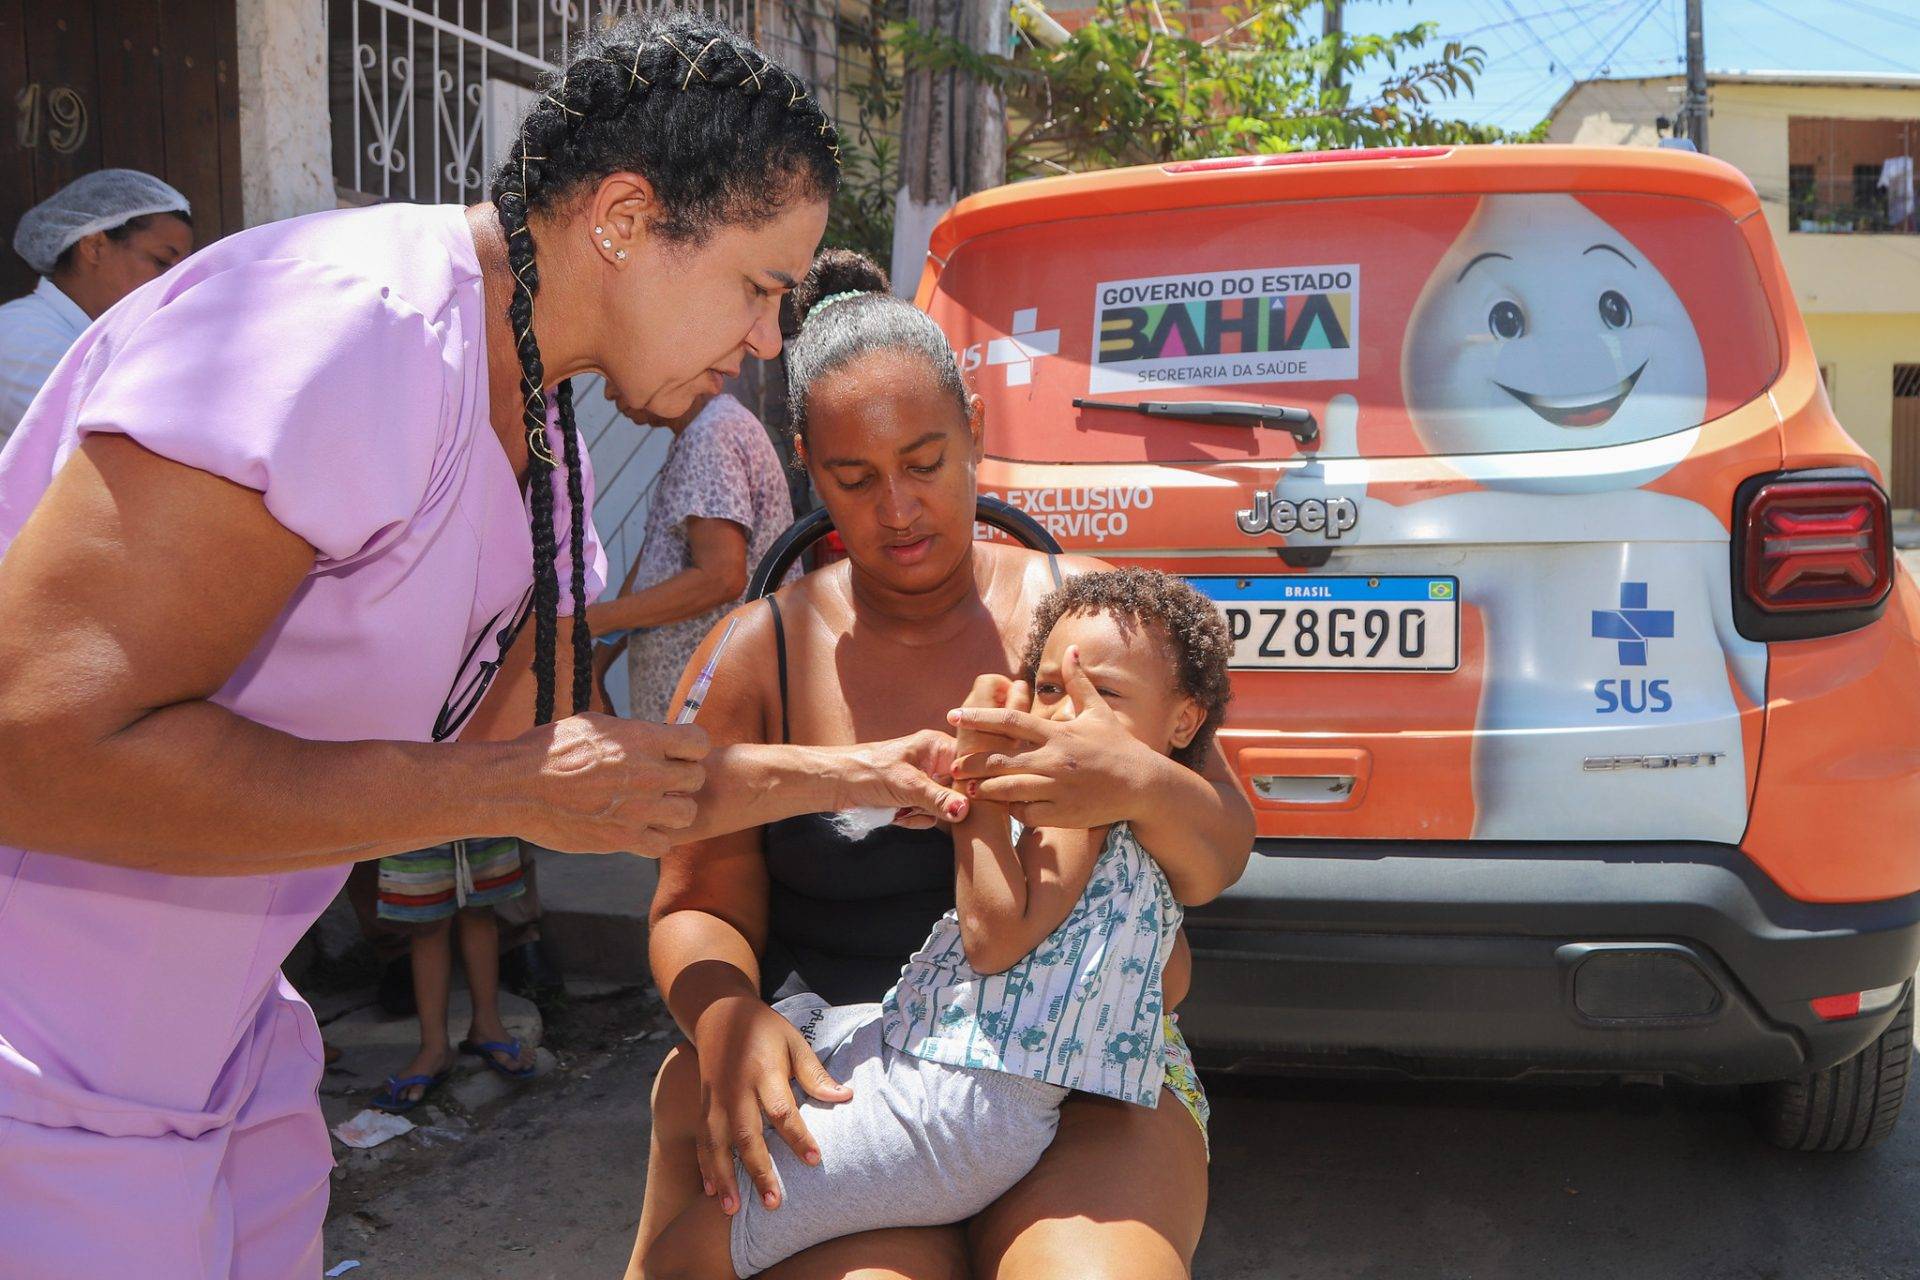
[[1180, 840, 1920, 1084]]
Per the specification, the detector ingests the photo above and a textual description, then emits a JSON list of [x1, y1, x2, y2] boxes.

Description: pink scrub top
[[0, 202, 606, 1140]]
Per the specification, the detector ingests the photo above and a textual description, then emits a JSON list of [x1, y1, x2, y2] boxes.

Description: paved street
[[324, 1003, 1920, 1280], [1196, 1073, 1915, 1280]]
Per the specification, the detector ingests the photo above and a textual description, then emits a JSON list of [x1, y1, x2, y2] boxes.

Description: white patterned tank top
[[879, 821, 1182, 1108]]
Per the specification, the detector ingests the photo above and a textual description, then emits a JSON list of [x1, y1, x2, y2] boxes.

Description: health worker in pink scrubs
[[0, 16, 965, 1279]]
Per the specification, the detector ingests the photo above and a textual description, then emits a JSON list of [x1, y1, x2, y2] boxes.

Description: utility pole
[[1683, 0, 1708, 152], [890, 0, 1007, 297], [1323, 0, 1344, 96]]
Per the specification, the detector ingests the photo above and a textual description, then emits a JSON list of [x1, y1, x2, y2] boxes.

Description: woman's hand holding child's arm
[[953, 674, 1106, 975], [952, 675, 1026, 973]]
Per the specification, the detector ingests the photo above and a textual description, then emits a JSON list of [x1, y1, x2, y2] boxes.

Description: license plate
[[1188, 575, 1459, 672]]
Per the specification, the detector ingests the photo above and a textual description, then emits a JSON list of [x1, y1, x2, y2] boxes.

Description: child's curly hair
[[1019, 568, 1233, 770]]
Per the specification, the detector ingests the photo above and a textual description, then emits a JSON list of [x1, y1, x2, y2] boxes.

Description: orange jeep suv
[[916, 145, 1920, 1150]]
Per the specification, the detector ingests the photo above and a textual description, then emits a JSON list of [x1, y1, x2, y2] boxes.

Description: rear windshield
[[927, 192, 1781, 463]]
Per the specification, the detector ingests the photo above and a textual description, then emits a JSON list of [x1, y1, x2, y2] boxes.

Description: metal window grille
[[330, 0, 882, 207], [1784, 116, 1917, 235]]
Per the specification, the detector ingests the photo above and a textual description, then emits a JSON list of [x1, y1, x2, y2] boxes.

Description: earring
[[615, 249, 627, 261], [601, 238, 613, 249], [593, 225, 604, 235]]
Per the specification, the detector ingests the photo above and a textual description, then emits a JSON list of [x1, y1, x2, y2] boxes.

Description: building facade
[[1547, 73, 1920, 509], [5, 0, 873, 709], [2, 1, 252, 301]]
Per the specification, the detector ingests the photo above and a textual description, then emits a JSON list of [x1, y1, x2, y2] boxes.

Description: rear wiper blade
[[1071, 397, 1319, 444]]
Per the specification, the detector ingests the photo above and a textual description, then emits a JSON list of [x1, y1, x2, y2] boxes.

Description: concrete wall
[[1805, 312, 1920, 481], [1544, 78, 1672, 148], [1550, 77, 1920, 489], [1715, 82, 1920, 318], [235, 0, 334, 226]]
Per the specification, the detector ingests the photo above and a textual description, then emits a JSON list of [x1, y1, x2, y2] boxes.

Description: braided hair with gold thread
[[490, 14, 838, 725]]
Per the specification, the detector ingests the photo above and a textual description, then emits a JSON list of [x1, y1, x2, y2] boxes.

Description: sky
[[1332, 0, 1920, 134]]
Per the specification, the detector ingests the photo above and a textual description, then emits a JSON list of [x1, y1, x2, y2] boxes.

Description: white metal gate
[[332, 0, 868, 206], [334, 0, 759, 206]]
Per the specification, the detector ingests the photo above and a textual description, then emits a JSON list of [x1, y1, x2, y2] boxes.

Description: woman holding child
[[629, 255, 1256, 1280], [0, 19, 964, 1278]]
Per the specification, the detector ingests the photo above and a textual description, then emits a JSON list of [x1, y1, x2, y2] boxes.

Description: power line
[[1737, 0, 1920, 75], [1544, 0, 1618, 71], [1453, 0, 1574, 120], [1417, 0, 1920, 136], [1473, 65, 1583, 126], [1828, 0, 1920, 36], [1460, 0, 1555, 70], [1457, 0, 1673, 106], [1584, 0, 1664, 78], [1496, 0, 1573, 77], [1455, 0, 1634, 40]]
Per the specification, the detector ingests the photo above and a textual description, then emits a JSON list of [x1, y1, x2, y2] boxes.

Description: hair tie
[[806, 290, 867, 324]]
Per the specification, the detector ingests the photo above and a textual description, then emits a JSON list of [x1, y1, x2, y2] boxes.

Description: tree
[[824, 5, 905, 265], [891, 0, 1006, 292], [894, 0, 1520, 177]]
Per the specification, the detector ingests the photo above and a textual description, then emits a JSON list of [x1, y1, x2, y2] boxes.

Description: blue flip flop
[[370, 1067, 451, 1114], [460, 1037, 536, 1081]]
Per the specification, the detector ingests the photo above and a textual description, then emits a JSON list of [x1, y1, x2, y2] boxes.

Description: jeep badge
[[1235, 490, 1359, 538]]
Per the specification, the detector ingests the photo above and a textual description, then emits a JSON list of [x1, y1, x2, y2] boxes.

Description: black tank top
[[758, 556, 1062, 1005]]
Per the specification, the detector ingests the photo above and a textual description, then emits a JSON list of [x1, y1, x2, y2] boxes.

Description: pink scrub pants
[[0, 986, 332, 1279]]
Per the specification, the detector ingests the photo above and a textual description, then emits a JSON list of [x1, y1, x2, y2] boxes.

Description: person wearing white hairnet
[[0, 169, 193, 442]]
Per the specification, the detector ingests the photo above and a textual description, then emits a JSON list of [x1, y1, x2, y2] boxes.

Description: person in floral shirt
[[589, 392, 795, 722]]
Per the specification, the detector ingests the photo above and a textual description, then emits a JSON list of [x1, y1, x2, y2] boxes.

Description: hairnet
[[12, 169, 191, 274]]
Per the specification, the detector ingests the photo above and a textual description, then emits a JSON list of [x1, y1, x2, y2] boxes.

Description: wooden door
[[1893, 364, 1920, 512], [0, 0, 241, 300]]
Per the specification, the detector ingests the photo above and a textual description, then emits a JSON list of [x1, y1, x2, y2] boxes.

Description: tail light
[[1734, 471, 1893, 640]]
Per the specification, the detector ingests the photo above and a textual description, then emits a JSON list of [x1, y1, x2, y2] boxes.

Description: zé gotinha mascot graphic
[[1278, 193, 1766, 841]]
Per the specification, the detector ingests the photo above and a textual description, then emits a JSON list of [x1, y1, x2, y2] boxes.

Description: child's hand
[[962, 673, 1015, 710], [949, 645, 1157, 828], [951, 675, 1029, 785]]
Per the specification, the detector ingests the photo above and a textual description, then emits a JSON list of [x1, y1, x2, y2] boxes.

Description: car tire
[[1750, 988, 1913, 1152]]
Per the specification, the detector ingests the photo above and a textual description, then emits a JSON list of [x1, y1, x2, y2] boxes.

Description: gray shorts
[[729, 994, 1068, 1277]]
